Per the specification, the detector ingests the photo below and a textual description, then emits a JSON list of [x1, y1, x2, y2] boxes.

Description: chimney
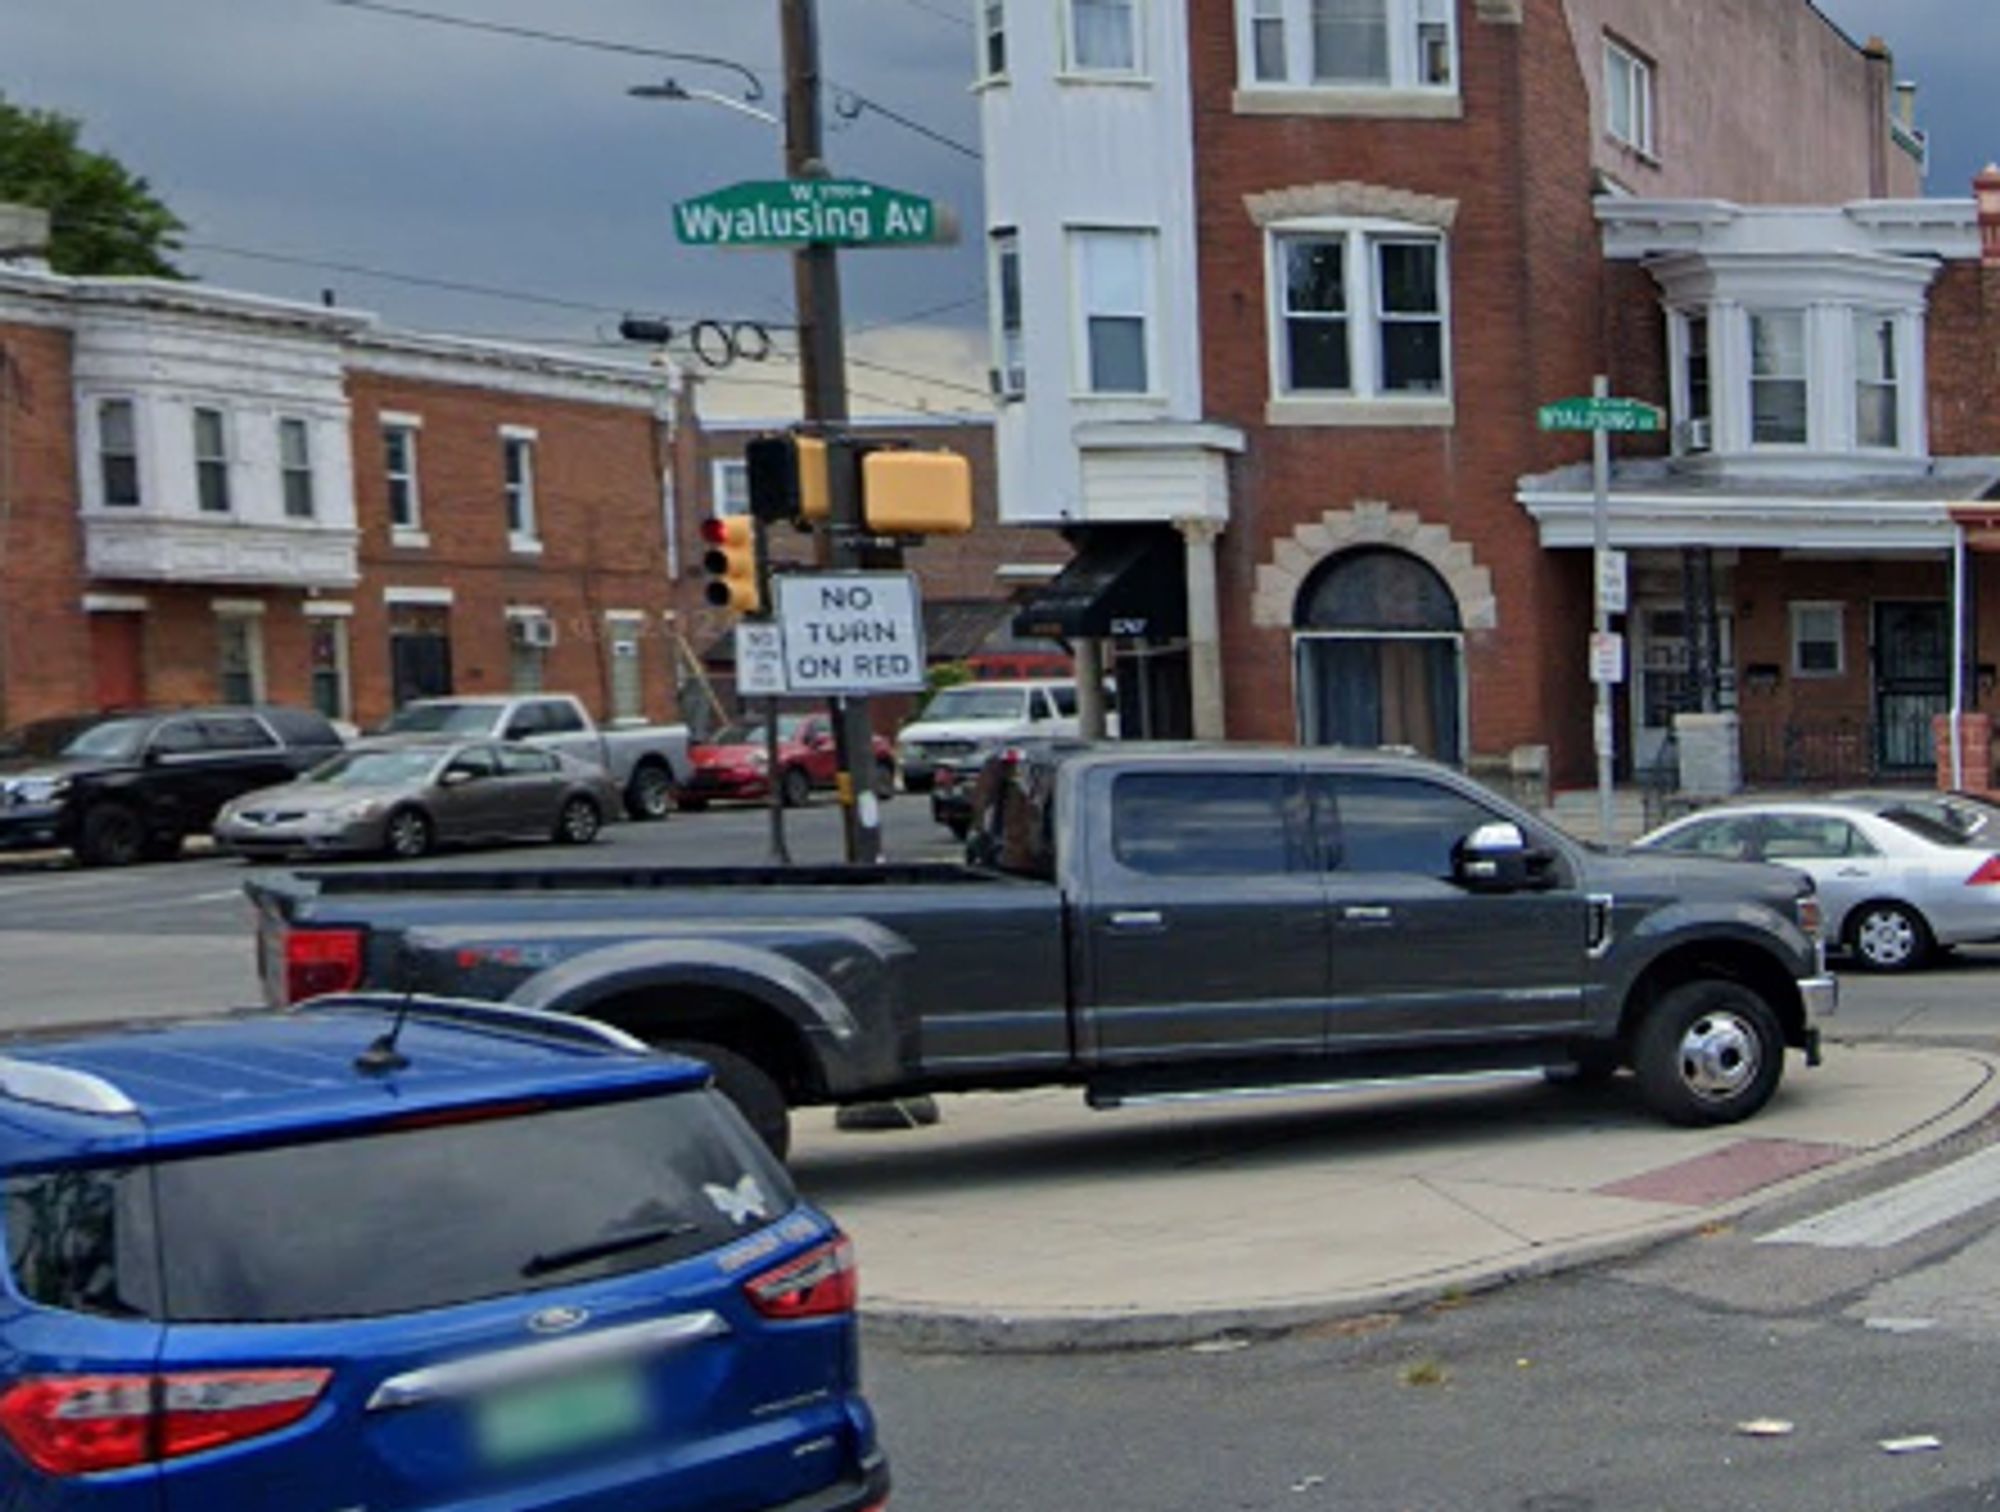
[[0, 203, 51, 272], [1862, 36, 1892, 198], [1977, 165, 2000, 267], [1894, 80, 1919, 131]]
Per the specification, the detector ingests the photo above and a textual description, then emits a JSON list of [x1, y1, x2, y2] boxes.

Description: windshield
[[0, 717, 152, 762], [921, 688, 1031, 723], [304, 749, 443, 787], [382, 703, 500, 736]]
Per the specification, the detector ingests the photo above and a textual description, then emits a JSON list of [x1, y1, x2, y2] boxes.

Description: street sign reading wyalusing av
[[774, 573, 927, 696], [675, 180, 953, 249], [1538, 396, 1667, 434]]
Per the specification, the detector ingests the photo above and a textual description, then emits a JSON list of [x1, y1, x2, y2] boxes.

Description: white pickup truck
[[381, 695, 692, 820]]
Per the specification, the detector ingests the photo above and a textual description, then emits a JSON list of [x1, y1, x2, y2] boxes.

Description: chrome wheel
[[1677, 1011, 1761, 1103], [385, 810, 431, 860], [1855, 906, 1921, 970], [626, 764, 673, 821], [558, 798, 600, 845]]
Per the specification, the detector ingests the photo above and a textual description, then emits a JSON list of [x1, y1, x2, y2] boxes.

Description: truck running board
[[1087, 1067, 1551, 1112]]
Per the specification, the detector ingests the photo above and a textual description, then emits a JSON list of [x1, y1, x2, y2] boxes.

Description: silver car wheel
[[1677, 1011, 1761, 1103], [1856, 907, 1918, 969], [386, 810, 431, 860], [560, 798, 600, 844]]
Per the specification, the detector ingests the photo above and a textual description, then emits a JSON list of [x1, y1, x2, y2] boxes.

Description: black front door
[[391, 633, 453, 709], [1874, 601, 1948, 773]]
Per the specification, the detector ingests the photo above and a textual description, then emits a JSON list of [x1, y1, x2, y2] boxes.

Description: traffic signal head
[[862, 449, 973, 536], [744, 434, 830, 525], [700, 516, 762, 613]]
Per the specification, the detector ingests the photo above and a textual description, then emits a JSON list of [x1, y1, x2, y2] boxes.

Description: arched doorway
[[1294, 547, 1464, 762]]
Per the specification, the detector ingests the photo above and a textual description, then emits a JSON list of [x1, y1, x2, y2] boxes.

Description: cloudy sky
[[2, 0, 1989, 417]]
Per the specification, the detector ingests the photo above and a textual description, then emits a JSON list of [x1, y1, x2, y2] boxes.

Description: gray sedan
[[1636, 799, 2000, 972], [214, 740, 619, 861]]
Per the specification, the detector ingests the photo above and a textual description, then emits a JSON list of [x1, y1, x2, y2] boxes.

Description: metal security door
[[1874, 601, 1948, 774]]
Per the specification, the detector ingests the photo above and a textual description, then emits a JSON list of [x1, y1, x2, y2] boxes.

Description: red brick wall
[[346, 372, 674, 730], [0, 321, 92, 729], [1192, 0, 1609, 781], [1927, 263, 2000, 458]]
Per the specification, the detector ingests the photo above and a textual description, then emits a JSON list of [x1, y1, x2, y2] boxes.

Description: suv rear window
[[6, 1090, 790, 1323]]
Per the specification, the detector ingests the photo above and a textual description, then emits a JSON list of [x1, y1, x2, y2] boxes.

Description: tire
[[383, 807, 433, 861], [658, 1040, 791, 1159], [780, 766, 812, 809], [625, 761, 675, 823], [554, 796, 602, 846], [1632, 979, 1786, 1127], [76, 805, 145, 868], [871, 764, 897, 802], [1848, 900, 1932, 973]]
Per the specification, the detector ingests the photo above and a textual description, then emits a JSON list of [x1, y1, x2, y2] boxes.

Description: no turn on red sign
[[773, 573, 927, 696]]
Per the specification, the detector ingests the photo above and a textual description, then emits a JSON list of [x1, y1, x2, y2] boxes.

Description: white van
[[895, 680, 1111, 791]]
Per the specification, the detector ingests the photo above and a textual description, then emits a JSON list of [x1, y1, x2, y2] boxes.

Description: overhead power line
[[885, 0, 975, 30]]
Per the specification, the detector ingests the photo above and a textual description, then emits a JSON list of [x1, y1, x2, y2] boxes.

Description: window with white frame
[[1749, 311, 1808, 446], [1238, 0, 1454, 91], [1271, 226, 1448, 399], [384, 421, 421, 532], [309, 616, 351, 722], [1074, 229, 1155, 396], [1790, 603, 1844, 678], [216, 612, 265, 704], [508, 611, 551, 694], [502, 431, 538, 544], [1603, 36, 1655, 155], [98, 399, 140, 508], [1682, 311, 1711, 451], [712, 458, 750, 517], [278, 417, 315, 520], [192, 407, 231, 514], [981, 0, 1007, 77], [1855, 312, 1900, 451], [991, 229, 1025, 398], [606, 618, 645, 724], [1067, 0, 1139, 74]]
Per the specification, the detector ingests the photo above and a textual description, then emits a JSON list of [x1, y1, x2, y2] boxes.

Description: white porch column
[[1179, 517, 1227, 741]]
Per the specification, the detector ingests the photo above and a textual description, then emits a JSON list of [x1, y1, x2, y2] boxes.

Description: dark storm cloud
[[0, 0, 1987, 386]]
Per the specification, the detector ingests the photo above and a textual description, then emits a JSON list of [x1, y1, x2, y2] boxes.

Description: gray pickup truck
[[248, 747, 1834, 1156]]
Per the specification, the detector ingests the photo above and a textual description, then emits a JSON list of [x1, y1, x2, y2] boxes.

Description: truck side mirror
[[1453, 822, 1545, 894]]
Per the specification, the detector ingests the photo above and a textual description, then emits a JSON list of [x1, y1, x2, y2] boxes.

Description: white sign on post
[[1595, 549, 1629, 616], [774, 572, 927, 695], [1589, 631, 1627, 686], [734, 622, 788, 696]]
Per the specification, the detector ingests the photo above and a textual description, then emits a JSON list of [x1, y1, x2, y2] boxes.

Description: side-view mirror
[[441, 766, 480, 788], [503, 726, 533, 742], [1453, 822, 1551, 894]]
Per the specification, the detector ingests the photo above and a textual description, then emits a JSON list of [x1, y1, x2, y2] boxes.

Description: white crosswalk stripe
[[1759, 1144, 2000, 1251]]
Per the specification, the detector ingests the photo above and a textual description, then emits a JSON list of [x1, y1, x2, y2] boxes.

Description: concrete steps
[[1543, 788, 1652, 845]]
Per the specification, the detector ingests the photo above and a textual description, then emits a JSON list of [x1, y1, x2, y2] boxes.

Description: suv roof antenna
[[354, 995, 415, 1076]]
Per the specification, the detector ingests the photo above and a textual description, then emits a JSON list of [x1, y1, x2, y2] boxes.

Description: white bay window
[[1748, 311, 1808, 447], [1854, 312, 1900, 451]]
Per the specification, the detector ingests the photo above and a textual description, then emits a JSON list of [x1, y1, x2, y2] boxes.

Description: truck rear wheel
[[625, 761, 675, 822], [658, 1040, 791, 1160], [1632, 980, 1784, 1127]]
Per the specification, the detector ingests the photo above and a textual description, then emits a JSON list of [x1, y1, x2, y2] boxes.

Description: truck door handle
[[1107, 910, 1165, 933], [1341, 906, 1394, 924]]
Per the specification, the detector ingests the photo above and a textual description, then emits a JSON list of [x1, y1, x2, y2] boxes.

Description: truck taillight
[[282, 927, 366, 1003], [1968, 856, 2000, 887], [0, 1368, 330, 1476], [744, 1237, 857, 1320]]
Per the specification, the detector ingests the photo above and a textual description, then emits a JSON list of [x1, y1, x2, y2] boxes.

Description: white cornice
[[1602, 197, 1980, 264], [347, 333, 661, 410]]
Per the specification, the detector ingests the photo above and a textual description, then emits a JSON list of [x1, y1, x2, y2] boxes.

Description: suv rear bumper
[[769, 1455, 890, 1512]]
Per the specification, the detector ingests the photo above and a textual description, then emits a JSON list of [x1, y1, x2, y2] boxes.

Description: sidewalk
[[790, 1044, 1998, 1352]]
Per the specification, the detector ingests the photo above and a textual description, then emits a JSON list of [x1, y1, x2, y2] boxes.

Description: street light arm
[[631, 81, 782, 127]]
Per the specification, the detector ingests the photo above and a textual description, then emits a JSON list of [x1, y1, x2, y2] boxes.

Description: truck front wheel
[[625, 762, 675, 822], [1632, 980, 1785, 1127], [658, 1040, 791, 1160]]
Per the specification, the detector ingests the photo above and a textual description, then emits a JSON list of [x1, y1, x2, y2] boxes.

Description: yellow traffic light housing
[[700, 516, 762, 613], [797, 436, 830, 523], [862, 449, 974, 536]]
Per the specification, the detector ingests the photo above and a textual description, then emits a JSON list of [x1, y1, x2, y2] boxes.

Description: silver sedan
[[214, 740, 620, 861], [1635, 799, 2000, 972]]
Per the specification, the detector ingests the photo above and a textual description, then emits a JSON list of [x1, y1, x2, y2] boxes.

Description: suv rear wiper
[[522, 1221, 700, 1279]]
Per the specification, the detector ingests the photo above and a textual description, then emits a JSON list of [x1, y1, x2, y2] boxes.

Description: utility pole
[[781, 0, 882, 863]]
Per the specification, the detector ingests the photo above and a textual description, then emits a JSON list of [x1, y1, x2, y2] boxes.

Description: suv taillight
[[744, 1237, 857, 1320], [282, 927, 366, 1003], [0, 1368, 330, 1476]]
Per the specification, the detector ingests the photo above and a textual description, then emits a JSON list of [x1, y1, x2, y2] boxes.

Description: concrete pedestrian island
[[790, 1045, 1998, 1351]]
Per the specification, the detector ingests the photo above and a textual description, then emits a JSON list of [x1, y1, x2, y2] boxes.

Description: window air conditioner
[[1686, 417, 1713, 453], [510, 617, 558, 649]]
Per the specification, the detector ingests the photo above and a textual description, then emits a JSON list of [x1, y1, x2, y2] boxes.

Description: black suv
[[0, 708, 344, 866]]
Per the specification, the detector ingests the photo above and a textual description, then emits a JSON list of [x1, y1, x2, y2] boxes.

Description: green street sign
[[1538, 396, 1666, 434], [674, 179, 954, 249]]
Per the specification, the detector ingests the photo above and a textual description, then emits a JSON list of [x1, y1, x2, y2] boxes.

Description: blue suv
[[0, 996, 889, 1511]]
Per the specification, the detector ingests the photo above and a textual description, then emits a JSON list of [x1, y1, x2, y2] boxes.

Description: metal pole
[[1592, 374, 1616, 845], [781, 0, 879, 863], [1951, 524, 1967, 792], [752, 515, 792, 865]]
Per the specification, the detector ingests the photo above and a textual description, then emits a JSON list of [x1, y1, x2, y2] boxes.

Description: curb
[[857, 1045, 2000, 1356]]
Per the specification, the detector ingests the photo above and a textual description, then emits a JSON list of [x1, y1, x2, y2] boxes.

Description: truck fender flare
[[505, 937, 861, 1043], [1610, 905, 1816, 1018]]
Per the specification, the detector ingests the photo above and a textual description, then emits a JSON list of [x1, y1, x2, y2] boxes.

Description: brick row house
[[0, 265, 679, 734], [979, 0, 2000, 794]]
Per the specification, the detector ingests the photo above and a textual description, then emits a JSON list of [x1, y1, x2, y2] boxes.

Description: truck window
[[1047, 686, 1078, 718], [1323, 774, 1499, 879], [503, 704, 546, 739], [1112, 772, 1299, 876], [537, 699, 587, 735]]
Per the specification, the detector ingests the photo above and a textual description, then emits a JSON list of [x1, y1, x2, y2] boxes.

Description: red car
[[680, 714, 897, 810]]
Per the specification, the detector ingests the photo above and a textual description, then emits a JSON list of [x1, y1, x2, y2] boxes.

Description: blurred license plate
[[476, 1368, 649, 1465]]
